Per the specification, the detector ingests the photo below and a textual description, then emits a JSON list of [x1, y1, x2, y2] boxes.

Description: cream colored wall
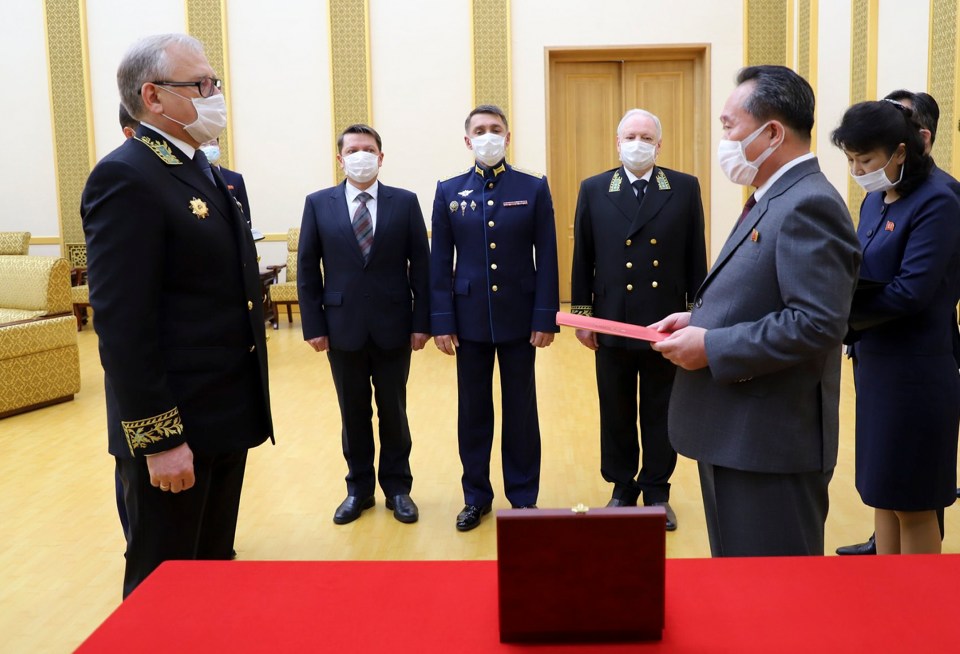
[[511, 0, 742, 258], [0, 2, 58, 240], [0, 0, 940, 260], [369, 0, 473, 220], [815, 0, 853, 200]]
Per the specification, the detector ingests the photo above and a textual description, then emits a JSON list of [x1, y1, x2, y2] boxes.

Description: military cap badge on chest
[[189, 197, 209, 219]]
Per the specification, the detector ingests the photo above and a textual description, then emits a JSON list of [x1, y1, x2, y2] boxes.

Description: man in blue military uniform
[[431, 104, 560, 531]]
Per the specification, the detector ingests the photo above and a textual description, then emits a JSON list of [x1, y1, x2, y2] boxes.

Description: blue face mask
[[200, 144, 221, 165]]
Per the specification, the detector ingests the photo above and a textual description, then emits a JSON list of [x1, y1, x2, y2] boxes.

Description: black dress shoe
[[385, 494, 419, 524], [456, 504, 492, 532], [512, 504, 537, 509], [606, 497, 638, 508], [333, 495, 375, 525], [650, 501, 678, 531], [836, 533, 876, 555]]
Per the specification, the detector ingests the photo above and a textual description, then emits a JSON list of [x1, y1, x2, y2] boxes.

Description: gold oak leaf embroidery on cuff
[[571, 305, 594, 317], [121, 407, 184, 455]]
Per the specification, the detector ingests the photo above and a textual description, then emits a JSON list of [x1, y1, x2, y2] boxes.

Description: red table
[[77, 556, 959, 653]]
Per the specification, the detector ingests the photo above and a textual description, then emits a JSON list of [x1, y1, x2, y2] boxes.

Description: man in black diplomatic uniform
[[298, 124, 430, 525], [81, 34, 273, 598], [837, 89, 960, 555], [570, 109, 707, 530], [431, 105, 560, 531]]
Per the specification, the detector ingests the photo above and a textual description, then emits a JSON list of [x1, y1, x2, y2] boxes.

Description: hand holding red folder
[[556, 312, 670, 343]]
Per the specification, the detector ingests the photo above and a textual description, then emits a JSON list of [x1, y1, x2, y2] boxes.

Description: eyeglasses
[[151, 77, 222, 98]]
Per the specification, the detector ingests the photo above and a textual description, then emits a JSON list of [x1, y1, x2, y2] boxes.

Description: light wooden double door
[[547, 47, 711, 301]]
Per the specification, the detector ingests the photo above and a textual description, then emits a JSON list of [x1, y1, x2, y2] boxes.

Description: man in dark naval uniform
[[81, 33, 273, 597], [430, 104, 560, 531], [571, 109, 707, 531]]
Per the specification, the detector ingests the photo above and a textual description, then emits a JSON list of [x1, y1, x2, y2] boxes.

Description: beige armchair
[[268, 228, 300, 328], [0, 231, 31, 255], [0, 255, 81, 418], [65, 243, 90, 331]]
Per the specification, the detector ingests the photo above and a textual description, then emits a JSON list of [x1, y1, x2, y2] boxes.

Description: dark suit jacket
[[430, 163, 560, 343], [571, 165, 707, 348], [668, 157, 861, 474], [297, 181, 430, 351], [219, 166, 252, 227], [81, 125, 273, 458]]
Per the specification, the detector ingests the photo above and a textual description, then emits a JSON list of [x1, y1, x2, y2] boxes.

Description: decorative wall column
[[43, 0, 94, 260], [847, 0, 878, 223], [929, 0, 959, 176], [471, 0, 511, 156], [329, 0, 371, 181], [185, 0, 234, 168]]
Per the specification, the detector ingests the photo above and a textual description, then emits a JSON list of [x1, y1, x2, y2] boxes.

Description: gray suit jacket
[[668, 157, 861, 474]]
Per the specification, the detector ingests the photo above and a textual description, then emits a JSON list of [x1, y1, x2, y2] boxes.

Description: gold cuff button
[[247, 301, 254, 310], [626, 262, 633, 269], [650, 238, 657, 245], [653, 260, 660, 267], [625, 239, 632, 246], [651, 281, 658, 288], [626, 284, 634, 291]]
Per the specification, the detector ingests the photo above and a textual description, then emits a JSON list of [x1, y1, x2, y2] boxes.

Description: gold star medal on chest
[[189, 197, 209, 219]]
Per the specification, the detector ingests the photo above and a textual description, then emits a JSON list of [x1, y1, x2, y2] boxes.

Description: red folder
[[556, 311, 669, 343]]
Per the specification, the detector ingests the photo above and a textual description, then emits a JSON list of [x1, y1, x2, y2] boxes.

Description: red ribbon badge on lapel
[[885, 221, 895, 232]]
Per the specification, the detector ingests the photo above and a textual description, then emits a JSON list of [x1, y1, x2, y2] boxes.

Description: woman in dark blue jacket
[[832, 100, 960, 554]]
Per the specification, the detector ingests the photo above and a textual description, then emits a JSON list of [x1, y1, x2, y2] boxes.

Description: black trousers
[[456, 338, 540, 507], [596, 346, 677, 504], [327, 342, 413, 498], [117, 449, 247, 598], [698, 462, 832, 557]]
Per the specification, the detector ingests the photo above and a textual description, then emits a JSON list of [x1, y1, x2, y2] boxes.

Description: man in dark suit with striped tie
[[298, 124, 431, 525]]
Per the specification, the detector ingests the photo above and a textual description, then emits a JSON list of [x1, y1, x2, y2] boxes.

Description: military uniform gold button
[[487, 200, 494, 206], [492, 285, 499, 292], [650, 238, 657, 245], [653, 260, 659, 267], [490, 243, 496, 249], [247, 301, 253, 310], [488, 221, 495, 227], [488, 183, 494, 189], [625, 239, 632, 246], [490, 263, 498, 270], [626, 284, 634, 291], [626, 262, 633, 269], [651, 281, 658, 288]]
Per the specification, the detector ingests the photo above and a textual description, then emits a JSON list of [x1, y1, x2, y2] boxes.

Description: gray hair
[[617, 109, 662, 141], [117, 34, 205, 120]]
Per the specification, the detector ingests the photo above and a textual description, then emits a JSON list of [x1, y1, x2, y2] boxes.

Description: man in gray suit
[[651, 65, 861, 557]]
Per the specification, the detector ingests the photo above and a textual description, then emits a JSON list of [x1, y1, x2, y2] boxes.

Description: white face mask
[[470, 133, 507, 167], [619, 139, 657, 173], [159, 87, 227, 144], [717, 122, 778, 186], [342, 151, 380, 183], [851, 153, 903, 193], [200, 144, 220, 165]]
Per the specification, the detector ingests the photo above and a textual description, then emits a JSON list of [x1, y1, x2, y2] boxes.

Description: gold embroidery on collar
[[609, 170, 623, 193], [135, 136, 183, 165], [655, 169, 671, 190]]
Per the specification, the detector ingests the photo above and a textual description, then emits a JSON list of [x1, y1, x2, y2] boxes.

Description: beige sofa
[[0, 255, 81, 418]]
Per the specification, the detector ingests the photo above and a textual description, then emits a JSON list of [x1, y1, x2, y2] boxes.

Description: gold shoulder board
[[439, 168, 471, 183]]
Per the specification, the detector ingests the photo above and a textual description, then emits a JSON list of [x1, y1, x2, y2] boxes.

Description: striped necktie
[[352, 192, 374, 261]]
